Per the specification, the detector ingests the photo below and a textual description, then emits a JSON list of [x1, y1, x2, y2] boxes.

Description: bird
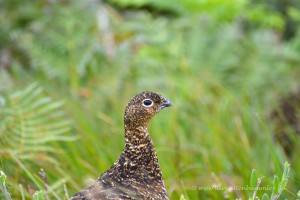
[[71, 91, 172, 200]]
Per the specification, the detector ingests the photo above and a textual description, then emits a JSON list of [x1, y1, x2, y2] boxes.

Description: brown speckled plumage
[[71, 91, 172, 200]]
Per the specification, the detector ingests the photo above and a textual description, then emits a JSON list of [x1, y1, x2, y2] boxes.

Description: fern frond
[[0, 83, 76, 161]]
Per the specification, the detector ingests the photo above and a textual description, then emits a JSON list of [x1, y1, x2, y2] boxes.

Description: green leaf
[[278, 162, 290, 193], [0, 171, 12, 200], [262, 193, 269, 200], [250, 169, 258, 188], [0, 83, 73, 164], [0, 171, 7, 184], [288, 7, 300, 22], [33, 190, 45, 200], [279, 179, 288, 190], [179, 194, 187, 200], [272, 175, 279, 195], [282, 162, 290, 181]]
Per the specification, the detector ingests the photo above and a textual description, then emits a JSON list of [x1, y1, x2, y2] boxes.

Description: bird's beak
[[160, 98, 172, 110]]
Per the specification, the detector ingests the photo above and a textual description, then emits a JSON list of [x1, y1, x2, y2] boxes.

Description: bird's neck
[[123, 126, 158, 163], [125, 125, 148, 142], [107, 126, 166, 196]]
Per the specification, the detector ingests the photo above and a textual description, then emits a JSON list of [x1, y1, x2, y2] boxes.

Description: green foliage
[[262, 193, 270, 200], [246, 4, 285, 30], [1, 0, 300, 199], [0, 83, 74, 160], [250, 169, 258, 189], [0, 171, 47, 200], [0, 83, 75, 198], [179, 194, 187, 200], [0, 0, 105, 90], [110, 0, 247, 21], [249, 162, 291, 200], [18, 1, 102, 89], [271, 162, 290, 199], [33, 191, 45, 200], [110, 0, 285, 29], [288, 6, 300, 22], [0, 171, 12, 200]]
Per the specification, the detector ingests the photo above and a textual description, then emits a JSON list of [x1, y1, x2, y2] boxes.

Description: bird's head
[[124, 91, 172, 130]]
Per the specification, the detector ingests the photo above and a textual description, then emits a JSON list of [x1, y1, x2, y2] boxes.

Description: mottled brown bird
[[71, 91, 172, 200]]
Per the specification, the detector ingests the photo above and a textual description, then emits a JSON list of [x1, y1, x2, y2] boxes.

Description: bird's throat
[[123, 128, 159, 165]]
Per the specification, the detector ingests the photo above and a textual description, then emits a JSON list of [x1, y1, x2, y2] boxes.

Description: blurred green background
[[1, 0, 300, 199]]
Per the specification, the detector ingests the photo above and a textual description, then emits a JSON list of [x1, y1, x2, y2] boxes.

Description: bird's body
[[71, 92, 171, 200]]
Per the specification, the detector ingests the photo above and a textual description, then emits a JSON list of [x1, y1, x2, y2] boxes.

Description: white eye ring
[[142, 99, 153, 107]]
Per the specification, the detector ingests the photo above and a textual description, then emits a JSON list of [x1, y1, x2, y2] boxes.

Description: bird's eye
[[142, 99, 153, 107]]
